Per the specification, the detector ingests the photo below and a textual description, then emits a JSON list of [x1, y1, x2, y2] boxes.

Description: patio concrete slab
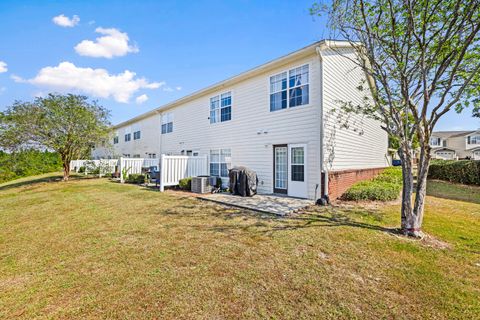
[[198, 193, 313, 216]]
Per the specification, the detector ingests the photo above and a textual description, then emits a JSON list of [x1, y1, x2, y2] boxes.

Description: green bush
[[0, 150, 62, 183], [178, 177, 192, 190], [342, 167, 402, 201], [78, 166, 86, 173], [428, 160, 480, 185], [125, 174, 146, 184]]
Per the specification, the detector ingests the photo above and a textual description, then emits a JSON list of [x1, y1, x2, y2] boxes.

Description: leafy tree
[[0, 94, 111, 181], [312, 1, 480, 237]]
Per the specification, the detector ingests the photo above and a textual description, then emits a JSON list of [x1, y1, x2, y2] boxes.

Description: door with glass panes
[[273, 144, 307, 198]]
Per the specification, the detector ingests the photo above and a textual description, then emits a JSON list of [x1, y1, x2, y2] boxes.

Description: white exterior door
[[288, 144, 307, 198]]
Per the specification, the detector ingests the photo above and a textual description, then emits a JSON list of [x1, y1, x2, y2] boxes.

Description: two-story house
[[93, 40, 390, 200], [430, 130, 480, 160]]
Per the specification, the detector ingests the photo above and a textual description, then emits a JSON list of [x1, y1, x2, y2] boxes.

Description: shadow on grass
[[0, 174, 86, 192], [207, 207, 399, 236], [86, 178, 401, 236]]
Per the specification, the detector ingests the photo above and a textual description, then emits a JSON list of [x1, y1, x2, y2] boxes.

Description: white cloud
[[0, 87, 6, 95], [0, 61, 7, 73], [135, 94, 148, 104], [13, 62, 164, 103], [175, 86, 182, 91], [52, 14, 80, 27], [163, 86, 174, 92], [74, 27, 139, 58]]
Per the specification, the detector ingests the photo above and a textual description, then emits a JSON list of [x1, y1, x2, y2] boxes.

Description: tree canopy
[[0, 94, 111, 180], [312, 0, 480, 237]]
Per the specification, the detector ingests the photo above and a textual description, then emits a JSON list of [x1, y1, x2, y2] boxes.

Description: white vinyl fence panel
[[70, 159, 118, 175], [159, 155, 208, 191], [119, 158, 144, 182], [142, 158, 160, 169]]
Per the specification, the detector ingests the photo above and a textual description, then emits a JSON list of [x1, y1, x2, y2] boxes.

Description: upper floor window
[[124, 133, 131, 142], [210, 92, 232, 123], [468, 135, 480, 144], [270, 64, 309, 112], [161, 113, 173, 134], [430, 137, 441, 146], [113, 136, 119, 144], [133, 131, 141, 140]]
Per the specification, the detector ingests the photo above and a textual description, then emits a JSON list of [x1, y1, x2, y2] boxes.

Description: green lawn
[[0, 173, 479, 319]]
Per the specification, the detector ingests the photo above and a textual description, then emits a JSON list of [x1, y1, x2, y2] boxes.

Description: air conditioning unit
[[191, 176, 211, 193]]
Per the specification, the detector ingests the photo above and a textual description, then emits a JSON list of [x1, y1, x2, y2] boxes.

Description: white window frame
[[210, 92, 232, 124], [269, 64, 310, 112], [161, 113, 174, 134], [209, 149, 231, 178], [469, 135, 480, 144], [430, 137, 441, 146]]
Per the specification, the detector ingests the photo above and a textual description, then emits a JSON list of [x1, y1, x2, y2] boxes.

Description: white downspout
[[316, 45, 328, 199]]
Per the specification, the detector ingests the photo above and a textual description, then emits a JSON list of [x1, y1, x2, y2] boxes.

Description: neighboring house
[[93, 40, 390, 199], [430, 130, 480, 160]]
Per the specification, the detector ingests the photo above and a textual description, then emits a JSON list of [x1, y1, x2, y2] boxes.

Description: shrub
[[428, 160, 480, 185], [78, 166, 86, 173], [342, 167, 402, 201], [125, 174, 146, 184], [0, 150, 63, 183], [179, 177, 192, 190]]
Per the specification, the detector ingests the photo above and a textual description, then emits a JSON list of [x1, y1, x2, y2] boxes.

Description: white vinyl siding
[[93, 46, 388, 199], [321, 47, 389, 170], [160, 54, 322, 198]]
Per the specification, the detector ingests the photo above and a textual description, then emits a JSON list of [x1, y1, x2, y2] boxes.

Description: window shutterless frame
[[268, 63, 310, 112], [209, 91, 233, 124]]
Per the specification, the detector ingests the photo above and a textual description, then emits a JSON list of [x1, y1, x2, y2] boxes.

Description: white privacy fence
[[119, 158, 145, 182], [70, 155, 207, 190], [159, 155, 208, 191], [70, 159, 118, 175]]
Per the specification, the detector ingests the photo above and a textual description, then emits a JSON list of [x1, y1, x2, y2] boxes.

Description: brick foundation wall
[[327, 167, 386, 200]]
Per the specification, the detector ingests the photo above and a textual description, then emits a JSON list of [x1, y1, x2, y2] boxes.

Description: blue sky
[[0, 0, 478, 131]]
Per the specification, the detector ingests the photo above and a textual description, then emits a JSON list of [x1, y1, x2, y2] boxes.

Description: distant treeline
[[0, 150, 62, 183]]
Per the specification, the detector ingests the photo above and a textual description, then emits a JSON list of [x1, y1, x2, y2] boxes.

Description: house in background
[[93, 40, 390, 200], [430, 130, 480, 160]]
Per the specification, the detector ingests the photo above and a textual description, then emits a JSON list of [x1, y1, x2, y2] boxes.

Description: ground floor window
[[210, 149, 231, 177]]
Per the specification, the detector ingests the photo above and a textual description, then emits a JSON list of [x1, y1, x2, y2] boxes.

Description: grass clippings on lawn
[[0, 173, 479, 319]]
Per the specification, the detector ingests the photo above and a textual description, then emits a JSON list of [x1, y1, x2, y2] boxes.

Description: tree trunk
[[62, 160, 70, 181], [398, 144, 414, 235], [411, 145, 431, 238]]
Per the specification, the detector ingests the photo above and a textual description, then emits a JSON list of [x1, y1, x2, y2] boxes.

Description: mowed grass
[[0, 174, 479, 319]]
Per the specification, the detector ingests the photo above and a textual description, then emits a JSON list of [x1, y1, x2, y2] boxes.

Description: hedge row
[[0, 150, 62, 183], [428, 160, 480, 185], [342, 167, 403, 201]]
